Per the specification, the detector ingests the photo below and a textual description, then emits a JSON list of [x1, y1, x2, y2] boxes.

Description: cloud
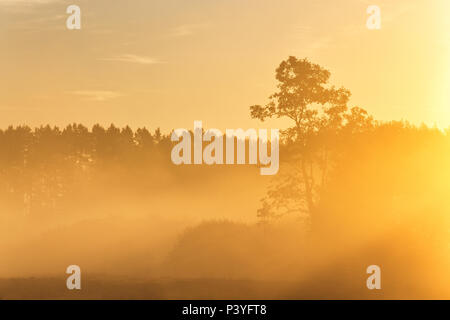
[[0, 0, 62, 15], [69, 91, 123, 102], [7, 14, 66, 31], [99, 54, 163, 65], [0, 0, 60, 5], [169, 23, 207, 37]]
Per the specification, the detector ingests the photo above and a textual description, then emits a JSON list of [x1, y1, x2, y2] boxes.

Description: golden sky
[[0, 0, 449, 131]]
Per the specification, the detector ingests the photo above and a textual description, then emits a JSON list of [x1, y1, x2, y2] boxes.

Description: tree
[[250, 57, 373, 225]]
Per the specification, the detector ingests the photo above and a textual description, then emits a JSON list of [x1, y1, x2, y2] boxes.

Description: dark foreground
[[0, 276, 446, 300]]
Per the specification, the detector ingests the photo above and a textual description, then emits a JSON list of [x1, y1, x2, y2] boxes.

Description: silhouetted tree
[[250, 57, 373, 224]]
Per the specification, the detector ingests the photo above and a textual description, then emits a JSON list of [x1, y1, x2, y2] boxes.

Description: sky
[[0, 0, 449, 131]]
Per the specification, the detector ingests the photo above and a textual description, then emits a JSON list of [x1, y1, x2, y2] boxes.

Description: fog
[[0, 123, 449, 299]]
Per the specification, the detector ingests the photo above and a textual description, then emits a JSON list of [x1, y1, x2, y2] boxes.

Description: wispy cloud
[[0, 0, 61, 6], [0, 0, 63, 16], [169, 23, 207, 37], [69, 91, 123, 102], [99, 54, 163, 65], [7, 13, 66, 31]]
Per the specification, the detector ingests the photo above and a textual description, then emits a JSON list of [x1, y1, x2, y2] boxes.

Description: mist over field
[[0, 119, 449, 299]]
